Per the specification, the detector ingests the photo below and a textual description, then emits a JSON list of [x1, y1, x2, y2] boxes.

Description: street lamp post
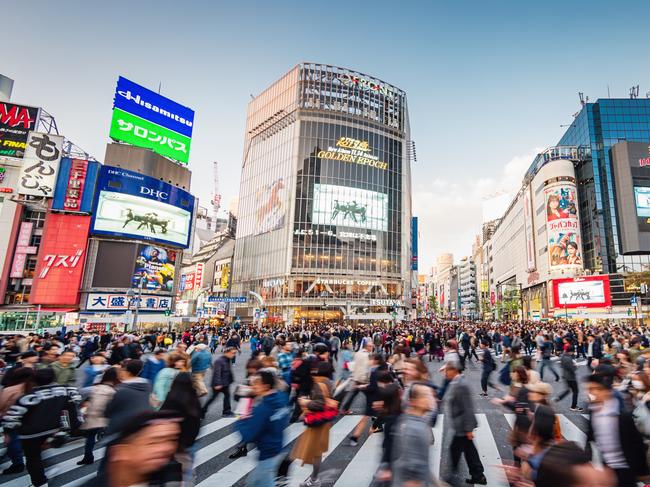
[[126, 277, 145, 332]]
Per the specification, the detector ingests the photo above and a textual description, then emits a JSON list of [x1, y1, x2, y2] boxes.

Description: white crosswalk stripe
[[0, 412, 592, 486]]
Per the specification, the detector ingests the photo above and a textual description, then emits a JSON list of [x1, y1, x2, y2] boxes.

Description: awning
[[0, 308, 77, 313]]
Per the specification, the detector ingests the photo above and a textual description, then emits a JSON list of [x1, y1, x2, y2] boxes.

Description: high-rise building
[[459, 256, 478, 319], [231, 63, 414, 323]]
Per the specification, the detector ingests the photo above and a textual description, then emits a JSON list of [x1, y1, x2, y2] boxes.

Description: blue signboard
[[113, 76, 195, 138], [207, 296, 247, 303], [411, 216, 418, 271], [91, 165, 195, 248], [52, 158, 100, 213]]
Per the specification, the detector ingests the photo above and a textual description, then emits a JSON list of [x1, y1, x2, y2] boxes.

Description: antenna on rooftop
[[630, 85, 640, 99], [578, 92, 589, 106]]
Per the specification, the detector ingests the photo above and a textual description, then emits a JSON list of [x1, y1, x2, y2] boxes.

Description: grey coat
[[392, 413, 434, 486], [445, 375, 478, 436], [560, 353, 577, 381]]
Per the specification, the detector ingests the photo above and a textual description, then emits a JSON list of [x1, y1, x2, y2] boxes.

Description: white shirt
[[591, 397, 628, 469]]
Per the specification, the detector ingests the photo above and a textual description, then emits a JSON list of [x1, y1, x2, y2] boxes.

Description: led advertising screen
[[634, 187, 650, 217], [545, 183, 583, 271], [0, 102, 40, 159], [132, 244, 176, 292], [109, 76, 194, 164], [312, 183, 388, 231], [30, 214, 91, 305], [553, 275, 611, 309], [91, 166, 194, 248], [253, 177, 287, 235]]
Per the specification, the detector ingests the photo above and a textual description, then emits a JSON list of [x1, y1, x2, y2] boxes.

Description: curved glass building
[[231, 63, 413, 323]]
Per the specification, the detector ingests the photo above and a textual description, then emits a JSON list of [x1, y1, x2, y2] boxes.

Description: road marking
[[431, 414, 444, 479], [334, 430, 383, 486], [475, 414, 508, 487]]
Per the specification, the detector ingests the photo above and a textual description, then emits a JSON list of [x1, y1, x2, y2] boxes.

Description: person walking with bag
[[291, 361, 337, 487]]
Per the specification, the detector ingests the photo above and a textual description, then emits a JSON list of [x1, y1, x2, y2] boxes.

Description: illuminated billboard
[[312, 183, 388, 231], [253, 177, 287, 235], [0, 102, 40, 159], [132, 244, 177, 292], [553, 275, 611, 309], [109, 76, 194, 164], [91, 166, 194, 248], [545, 183, 583, 271], [30, 214, 91, 305], [634, 187, 650, 217]]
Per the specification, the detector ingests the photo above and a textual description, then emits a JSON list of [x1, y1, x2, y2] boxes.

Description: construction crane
[[212, 161, 221, 230]]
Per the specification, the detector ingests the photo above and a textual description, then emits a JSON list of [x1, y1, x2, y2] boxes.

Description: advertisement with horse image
[[91, 166, 195, 248], [312, 183, 388, 232]]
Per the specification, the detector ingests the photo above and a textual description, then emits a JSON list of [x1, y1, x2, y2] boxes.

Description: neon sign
[[317, 137, 388, 170], [339, 74, 394, 99]]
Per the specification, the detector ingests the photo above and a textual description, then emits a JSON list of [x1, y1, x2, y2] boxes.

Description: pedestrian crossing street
[[0, 411, 594, 487]]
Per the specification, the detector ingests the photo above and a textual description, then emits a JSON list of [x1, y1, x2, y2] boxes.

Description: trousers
[[450, 435, 485, 480], [21, 436, 48, 487]]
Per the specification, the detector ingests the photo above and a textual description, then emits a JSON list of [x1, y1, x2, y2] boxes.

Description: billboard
[[91, 166, 195, 248], [30, 214, 91, 305], [552, 275, 611, 309], [109, 76, 194, 164], [132, 244, 176, 292], [17, 132, 64, 197], [312, 183, 388, 231], [634, 187, 650, 217], [253, 177, 287, 235], [411, 217, 418, 271], [544, 183, 583, 271], [10, 222, 35, 278], [52, 159, 100, 213], [0, 102, 40, 159], [86, 292, 172, 312]]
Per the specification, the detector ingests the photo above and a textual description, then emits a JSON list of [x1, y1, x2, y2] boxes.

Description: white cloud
[[413, 148, 541, 272]]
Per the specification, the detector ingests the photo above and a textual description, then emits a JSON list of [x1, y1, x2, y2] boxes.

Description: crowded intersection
[[0, 320, 646, 486]]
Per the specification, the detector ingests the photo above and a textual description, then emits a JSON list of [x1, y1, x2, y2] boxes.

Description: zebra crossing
[[0, 411, 592, 487]]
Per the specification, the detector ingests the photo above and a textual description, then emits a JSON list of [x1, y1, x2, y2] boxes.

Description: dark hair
[[255, 370, 276, 389], [112, 409, 182, 445], [35, 367, 55, 386], [522, 355, 533, 370], [312, 360, 332, 377], [536, 441, 590, 487], [123, 359, 144, 377], [161, 372, 200, 417], [531, 404, 555, 443], [377, 371, 394, 384], [566, 241, 578, 251], [100, 367, 121, 386], [514, 366, 528, 385], [5, 366, 36, 389]]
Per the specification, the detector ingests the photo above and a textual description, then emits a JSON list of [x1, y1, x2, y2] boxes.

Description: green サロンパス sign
[[109, 108, 191, 164]]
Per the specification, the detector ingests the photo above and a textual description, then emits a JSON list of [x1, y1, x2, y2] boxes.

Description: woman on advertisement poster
[[549, 233, 582, 268], [546, 193, 576, 221]]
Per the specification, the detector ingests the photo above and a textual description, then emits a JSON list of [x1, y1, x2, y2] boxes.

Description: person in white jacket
[[340, 341, 373, 415]]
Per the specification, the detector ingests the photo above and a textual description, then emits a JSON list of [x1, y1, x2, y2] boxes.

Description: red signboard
[[552, 275, 612, 309], [30, 214, 91, 305], [63, 159, 88, 211]]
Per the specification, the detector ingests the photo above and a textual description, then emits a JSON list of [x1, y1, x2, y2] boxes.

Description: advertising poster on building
[[553, 275, 611, 309], [131, 244, 176, 292], [0, 102, 40, 159], [91, 166, 195, 248], [523, 186, 536, 271], [52, 159, 100, 213], [312, 183, 388, 231], [30, 214, 91, 305], [545, 184, 583, 271], [17, 132, 64, 197], [252, 177, 287, 235], [109, 76, 194, 164], [634, 186, 650, 230]]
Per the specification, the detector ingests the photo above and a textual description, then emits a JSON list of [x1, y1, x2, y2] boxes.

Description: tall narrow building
[[231, 63, 413, 323]]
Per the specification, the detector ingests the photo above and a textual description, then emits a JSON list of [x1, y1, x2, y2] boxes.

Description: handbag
[[303, 382, 339, 427]]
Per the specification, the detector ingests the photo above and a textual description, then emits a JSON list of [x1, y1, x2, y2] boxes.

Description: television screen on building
[[132, 244, 176, 292], [312, 183, 388, 231], [553, 275, 611, 308], [634, 187, 650, 217], [91, 166, 194, 248]]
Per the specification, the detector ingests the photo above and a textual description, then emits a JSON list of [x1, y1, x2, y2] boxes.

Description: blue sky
[[4, 0, 650, 270]]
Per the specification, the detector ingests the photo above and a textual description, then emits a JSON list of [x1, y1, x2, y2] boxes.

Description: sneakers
[[478, 392, 488, 397], [2, 464, 25, 475], [222, 411, 235, 417], [570, 406, 584, 412], [349, 436, 358, 447], [76, 456, 94, 465], [300, 478, 321, 487], [228, 445, 248, 459]]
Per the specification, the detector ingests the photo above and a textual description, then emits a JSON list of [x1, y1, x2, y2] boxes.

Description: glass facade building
[[559, 98, 650, 275], [232, 63, 413, 322]]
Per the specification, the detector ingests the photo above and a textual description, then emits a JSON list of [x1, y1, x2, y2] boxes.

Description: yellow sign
[[219, 264, 230, 289], [317, 137, 388, 170]]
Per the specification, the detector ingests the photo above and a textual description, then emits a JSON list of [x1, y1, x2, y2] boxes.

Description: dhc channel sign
[[91, 166, 195, 248]]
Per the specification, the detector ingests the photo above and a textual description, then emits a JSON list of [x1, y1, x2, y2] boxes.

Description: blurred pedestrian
[[190, 344, 211, 397], [105, 359, 152, 436], [202, 347, 237, 417]]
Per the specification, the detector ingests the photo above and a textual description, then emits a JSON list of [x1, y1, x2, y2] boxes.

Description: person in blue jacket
[[140, 349, 167, 383], [236, 370, 289, 487]]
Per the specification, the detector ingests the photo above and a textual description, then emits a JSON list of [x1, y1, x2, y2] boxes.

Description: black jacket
[[2, 384, 81, 439], [587, 393, 648, 476], [105, 378, 152, 435], [211, 355, 233, 388]]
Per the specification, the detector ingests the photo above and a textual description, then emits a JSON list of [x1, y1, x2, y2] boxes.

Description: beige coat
[[81, 384, 116, 430]]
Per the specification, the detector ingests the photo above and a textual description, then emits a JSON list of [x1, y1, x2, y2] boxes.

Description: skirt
[[291, 423, 331, 465]]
